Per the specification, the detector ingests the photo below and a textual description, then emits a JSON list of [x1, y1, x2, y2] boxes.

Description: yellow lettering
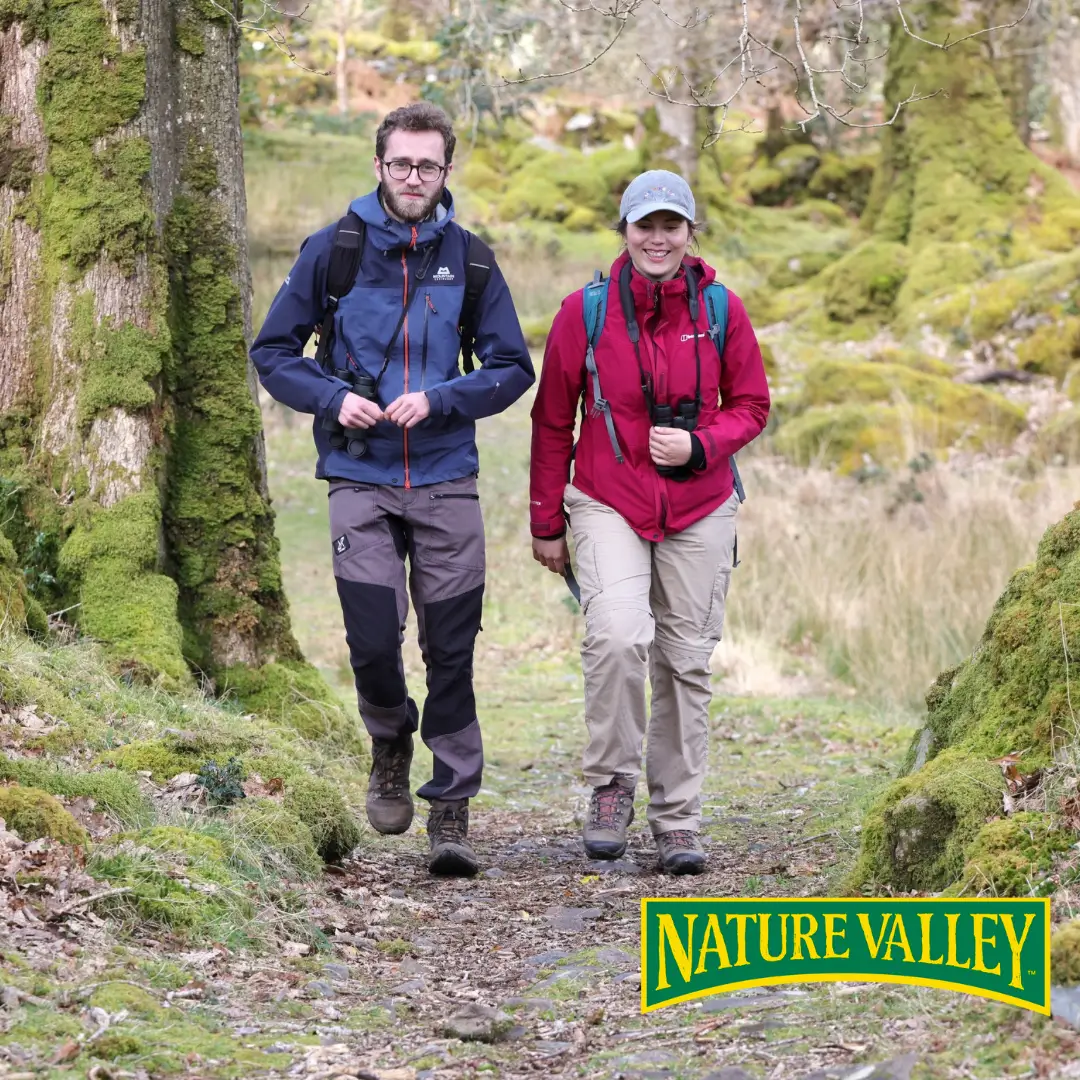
[[857, 912, 892, 959], [971, 914, 1001, 976], [725, 914, 756, 967], [918, 913, 944, 965], [883, 913, 915, 964], [792, 913, 820, 960], [695, 914, 732, 974], [1001, 913, 1037, 991], [655, 914, 697, 991], [946, 913, 971, 970], [824, 913, 849, 959], [759, 913, 789, 963]]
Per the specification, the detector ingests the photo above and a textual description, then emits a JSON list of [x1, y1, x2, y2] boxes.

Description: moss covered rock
[[820, 241, 910, 324], [746, 144, 820, 207], [854, 507, 1080, 893], [0, 528, 48, 636], [846, 749, 1003, 894], [1016, 317, 1080, 382], [282, 773, 362, 863], [806, 152, 877, 215], [946, 812, 1074, 897], [218, 660, 365, 757], [1051, 919, 1080, 986], [228, 797, 322, 878], [0, 784, 88, 845], [0, 756, 146, 824]]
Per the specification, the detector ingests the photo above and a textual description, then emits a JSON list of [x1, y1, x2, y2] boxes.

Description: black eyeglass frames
[[381, 159, 447, 183]]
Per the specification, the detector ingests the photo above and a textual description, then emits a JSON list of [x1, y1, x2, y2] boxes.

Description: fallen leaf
[[51, 1040, 81, 1064]]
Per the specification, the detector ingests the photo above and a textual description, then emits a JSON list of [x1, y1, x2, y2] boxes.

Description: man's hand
[[532, 536, 570, 575], [649, 427, 692, 468], [385, 391, 431, 429], [338, 392, 384, 429]]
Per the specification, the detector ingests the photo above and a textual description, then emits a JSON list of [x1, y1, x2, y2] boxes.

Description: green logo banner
[[640, 898, 1049, 1014]]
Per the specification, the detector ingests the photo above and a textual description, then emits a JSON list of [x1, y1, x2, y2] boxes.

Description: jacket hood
[[349, 187, 456, 252]]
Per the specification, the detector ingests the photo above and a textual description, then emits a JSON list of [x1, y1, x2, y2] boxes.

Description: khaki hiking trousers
[[564, 484, 738, 834]]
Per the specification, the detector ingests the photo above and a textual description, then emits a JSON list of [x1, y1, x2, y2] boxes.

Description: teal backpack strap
[[703, 282, 746, 507], [581, 272, 624, 464]]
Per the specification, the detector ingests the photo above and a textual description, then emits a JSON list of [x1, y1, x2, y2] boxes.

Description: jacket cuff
[[322, 383, 351, 422], [688, 433, 707, 471], [532, 528, 567, 541]]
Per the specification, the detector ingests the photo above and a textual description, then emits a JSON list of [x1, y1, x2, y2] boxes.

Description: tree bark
[[335, 0, 349, 117], [1049, 7, 1080, 162], [0, 0, 302, 686]]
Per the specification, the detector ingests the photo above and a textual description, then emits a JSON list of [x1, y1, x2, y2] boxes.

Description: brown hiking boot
[[583, 780, 635, 860], [427, 798, 478, 876], [655, 830, 706, 875], [366, 734, 414, 835]]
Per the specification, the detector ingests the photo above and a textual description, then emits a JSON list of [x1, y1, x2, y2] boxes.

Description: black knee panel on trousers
[[335, 578, 405, 708], [421, 584, 483, 738]]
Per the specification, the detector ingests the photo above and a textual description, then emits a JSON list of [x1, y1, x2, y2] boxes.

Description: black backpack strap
[[459, 231, 494, 374], [314, 210, 364, 371]]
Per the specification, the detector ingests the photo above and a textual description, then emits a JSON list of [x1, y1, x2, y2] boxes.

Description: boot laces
[[661, 829, 699, 851], [372, 738, 410, 793], [430, 803, 468, 844], [589, 784, 633, 831]]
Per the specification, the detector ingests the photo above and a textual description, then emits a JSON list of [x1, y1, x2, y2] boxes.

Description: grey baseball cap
[[619, 169, 695, 224]]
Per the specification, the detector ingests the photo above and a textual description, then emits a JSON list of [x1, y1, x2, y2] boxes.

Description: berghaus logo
[[640, 898, 1050, 1014]]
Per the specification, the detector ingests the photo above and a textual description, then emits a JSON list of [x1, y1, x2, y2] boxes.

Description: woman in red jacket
[[529, 170, 770, 875]]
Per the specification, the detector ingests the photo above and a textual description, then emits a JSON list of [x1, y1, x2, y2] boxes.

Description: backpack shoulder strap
[[702, 281, 729, 359], [315, 210, 365, 371], [701, 280, 746, 507], [579, 272, 623, 465], [460, 231, 494, 374]]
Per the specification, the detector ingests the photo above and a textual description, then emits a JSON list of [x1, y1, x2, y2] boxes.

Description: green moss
[[227, 797, 322, 879], [0, 756, 147, 823], [766, 248, 843, 291], [1051, 919, 1080, 986], [281, 773, 361, 863], [70, 290, 171, 426], [176, 18, 205, 55], [97, 732, 252, 781], [867, 345, 953, 377], [847, 748, 1004, 894], [0, 526, 48, 635], [907, 510, 1080, 774], [806, 152, 877, 215], [219, 660, 364, 754], [774, 402, 914, 474], [820, 241, 909, 323], [1016, 317, 1080, 382], [896, 242, 989, 310], [799, 360, 1027, 441], [88, 981, 164, 1020], [91, 1033, 148, 1060], [746, 144, 820, 207], [498, 175, 570, 223], [946, 812, 1074, 896], [164, 141, 298, 673], [58, 491, 188, 684], [1038, 410, 1080, 464], [0, 0, 47, 42], [0, 784, 88, 845]]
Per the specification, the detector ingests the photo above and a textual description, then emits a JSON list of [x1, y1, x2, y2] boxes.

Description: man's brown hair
[[375, 103, 457, 164]]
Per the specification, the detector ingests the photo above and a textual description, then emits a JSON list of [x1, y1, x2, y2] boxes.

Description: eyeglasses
[[382, 159, 447, 183]]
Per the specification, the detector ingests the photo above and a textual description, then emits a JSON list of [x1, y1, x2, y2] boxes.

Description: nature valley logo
[[640, 898, 1049, 1015]]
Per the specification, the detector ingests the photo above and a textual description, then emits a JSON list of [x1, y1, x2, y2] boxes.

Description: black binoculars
[[652, 400, 698, 476], [324, 369, 377, 459]]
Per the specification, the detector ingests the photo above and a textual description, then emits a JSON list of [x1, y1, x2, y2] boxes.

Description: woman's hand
[[532, 537, 570, 575], [649, 427, 692, 468]]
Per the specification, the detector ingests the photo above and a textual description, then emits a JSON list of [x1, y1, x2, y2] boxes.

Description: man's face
[[375, 130, 452, 223]]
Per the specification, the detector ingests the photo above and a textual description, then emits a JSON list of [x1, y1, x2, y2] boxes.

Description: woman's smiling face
[[625, 211, 691, 281]]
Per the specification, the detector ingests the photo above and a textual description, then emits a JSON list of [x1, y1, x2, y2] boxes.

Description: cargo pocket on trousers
[[700, 562, 732, 642]]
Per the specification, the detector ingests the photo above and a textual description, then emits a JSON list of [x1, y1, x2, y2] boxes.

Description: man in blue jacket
[[251, 103, 534, 876]]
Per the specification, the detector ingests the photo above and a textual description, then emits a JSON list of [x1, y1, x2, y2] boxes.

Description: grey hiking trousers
[[328, 474, 485, 802]]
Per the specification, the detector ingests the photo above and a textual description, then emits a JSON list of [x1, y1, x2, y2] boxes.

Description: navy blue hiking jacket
[[250, 188, 535, 488]]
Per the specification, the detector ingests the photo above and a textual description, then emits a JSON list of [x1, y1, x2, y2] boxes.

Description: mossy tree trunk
[[0, 0, 303, 690]]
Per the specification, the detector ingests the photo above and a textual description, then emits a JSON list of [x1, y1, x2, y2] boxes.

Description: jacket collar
[[349, 187, 456, 252], [611, 250, 716, 317]]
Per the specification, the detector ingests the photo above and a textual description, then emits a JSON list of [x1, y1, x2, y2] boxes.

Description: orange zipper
[[401, 251, 411, 489]]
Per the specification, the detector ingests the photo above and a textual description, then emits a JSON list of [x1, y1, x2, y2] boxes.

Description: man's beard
[[382, 183, 444, 223]]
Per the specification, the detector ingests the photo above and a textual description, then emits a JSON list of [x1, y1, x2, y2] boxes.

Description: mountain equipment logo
[[640, 897, 1050, 1015], [433, 266, 455, 282]]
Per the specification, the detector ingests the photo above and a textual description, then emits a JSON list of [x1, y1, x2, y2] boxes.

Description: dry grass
[[716, 455, 1080, 709]]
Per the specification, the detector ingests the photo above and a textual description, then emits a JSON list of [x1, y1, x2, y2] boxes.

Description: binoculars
[[324, 369, 377, 459], [652, 400, 698, 477]]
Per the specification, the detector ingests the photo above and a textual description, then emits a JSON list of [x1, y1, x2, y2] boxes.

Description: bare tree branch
[[496, 8, 635, 84], [895, 0, 1034, 50], [208, 0, 331, 75]]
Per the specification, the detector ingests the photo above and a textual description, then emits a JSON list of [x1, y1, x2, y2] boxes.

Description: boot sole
[[429, 844, 478, 876], [662, 857, 706, 875], [584, 841, 628, 860]]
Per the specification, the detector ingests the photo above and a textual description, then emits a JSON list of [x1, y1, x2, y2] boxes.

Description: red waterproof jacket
[[530, 252, 770, 542]]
